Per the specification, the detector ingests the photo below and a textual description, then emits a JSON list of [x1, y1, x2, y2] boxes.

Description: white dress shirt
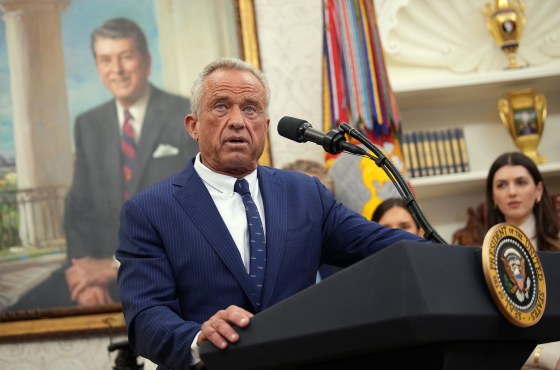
[[193, 153, 266, 272], [518, 213, 538, 250], [190, 153, 267, 367]]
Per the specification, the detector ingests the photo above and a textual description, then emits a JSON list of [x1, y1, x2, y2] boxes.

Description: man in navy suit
[[116, 57, 427, 369], [10, 18, 197, 311]]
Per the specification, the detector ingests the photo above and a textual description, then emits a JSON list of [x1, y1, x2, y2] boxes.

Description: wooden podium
[[201, 242, 560, 369]]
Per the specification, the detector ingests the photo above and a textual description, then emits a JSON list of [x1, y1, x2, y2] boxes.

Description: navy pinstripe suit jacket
[[117, 159, 427, 369]]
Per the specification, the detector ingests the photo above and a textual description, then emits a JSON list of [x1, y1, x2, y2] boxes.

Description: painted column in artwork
[[0, 0, 72, 246]]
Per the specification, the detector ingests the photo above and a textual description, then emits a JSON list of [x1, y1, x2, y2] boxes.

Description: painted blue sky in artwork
[[0, 0, 163, 160], [0, 20, 13, 161]]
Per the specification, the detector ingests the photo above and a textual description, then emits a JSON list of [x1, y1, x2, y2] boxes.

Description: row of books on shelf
[[402, 127, 470, 178]]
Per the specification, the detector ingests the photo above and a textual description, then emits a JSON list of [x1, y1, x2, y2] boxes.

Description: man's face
[[94, 37, 150, 107], [185, 69, 269, 178]]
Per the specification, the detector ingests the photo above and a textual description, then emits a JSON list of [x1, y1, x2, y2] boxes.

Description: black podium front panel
[[201, 242, 560, 370]]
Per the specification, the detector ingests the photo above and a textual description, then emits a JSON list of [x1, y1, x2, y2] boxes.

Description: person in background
[[371, 197, 422, 236], [523, 342, 560, 370], [485, 151, 560, 252], [282, 159, 335, 194], [485, 152, 560, 370], [116, 57, 428, 370], [11, 18, 198, 310]]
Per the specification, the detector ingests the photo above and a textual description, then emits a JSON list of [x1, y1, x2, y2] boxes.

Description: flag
[[323, 0, 406, 218]]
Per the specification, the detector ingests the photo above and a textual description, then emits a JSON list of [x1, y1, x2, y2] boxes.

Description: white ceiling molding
[[374, 0, 560, 85]]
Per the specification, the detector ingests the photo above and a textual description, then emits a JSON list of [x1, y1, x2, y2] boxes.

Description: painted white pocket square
[[152, 144, 179, 158]]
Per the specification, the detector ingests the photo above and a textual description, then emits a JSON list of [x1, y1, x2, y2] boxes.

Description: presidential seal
[[482, 223, 546, 327]]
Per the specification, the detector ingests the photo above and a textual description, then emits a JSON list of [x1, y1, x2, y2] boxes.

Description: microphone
[[277, 116, 367, 155]]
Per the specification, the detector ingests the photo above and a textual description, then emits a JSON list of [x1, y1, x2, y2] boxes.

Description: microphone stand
[[338, 122, 447, 244]]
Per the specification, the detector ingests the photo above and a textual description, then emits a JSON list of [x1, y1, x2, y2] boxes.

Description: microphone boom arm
[[339, 122, 447, 244]]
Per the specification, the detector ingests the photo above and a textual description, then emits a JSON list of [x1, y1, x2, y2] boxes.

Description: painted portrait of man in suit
[[0, 1, 198, 311], [59, 17, 199, 307]]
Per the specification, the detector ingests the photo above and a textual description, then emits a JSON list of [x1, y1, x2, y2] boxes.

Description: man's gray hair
[[190, 57, 270, 116], [91, 18, 149, 59]]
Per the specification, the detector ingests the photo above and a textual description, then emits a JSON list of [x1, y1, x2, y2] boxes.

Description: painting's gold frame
[[0, 304, 126, 343], [0, 0, 263, 342], [237, 0, 271, 167]]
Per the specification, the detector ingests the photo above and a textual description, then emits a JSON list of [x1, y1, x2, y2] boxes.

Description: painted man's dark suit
[[10, 86, 198, 311], [64, 85, 198, 261], [117, 160, 427, 369]]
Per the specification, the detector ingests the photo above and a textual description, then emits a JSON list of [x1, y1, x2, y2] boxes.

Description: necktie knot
[[123, 110, 135, 138], [234, 179, 251, 196]]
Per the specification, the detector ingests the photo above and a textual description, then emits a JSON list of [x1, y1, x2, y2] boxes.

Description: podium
[[201, 242, 560, 370]]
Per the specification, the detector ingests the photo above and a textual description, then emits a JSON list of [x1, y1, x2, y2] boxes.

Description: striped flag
[[323, 0, 406, 217]]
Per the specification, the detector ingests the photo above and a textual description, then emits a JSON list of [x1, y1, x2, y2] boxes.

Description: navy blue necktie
[[234, 179, 266, 309]]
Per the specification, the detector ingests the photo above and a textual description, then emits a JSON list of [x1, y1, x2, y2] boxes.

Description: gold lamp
[[482, 0, 526, 69]]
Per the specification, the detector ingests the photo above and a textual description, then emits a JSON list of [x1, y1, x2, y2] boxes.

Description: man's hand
[[74, 285, 115, 306], [198, 305, 253, 350], [65, 257, 117, 301]]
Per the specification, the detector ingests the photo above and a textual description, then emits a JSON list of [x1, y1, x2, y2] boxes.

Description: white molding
[[376, 0, 560, 87]]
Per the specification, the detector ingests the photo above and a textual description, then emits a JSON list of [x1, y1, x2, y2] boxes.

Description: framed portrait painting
[[0, 0, 260, 341]]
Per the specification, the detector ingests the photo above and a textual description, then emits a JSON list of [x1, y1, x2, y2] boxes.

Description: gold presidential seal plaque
[[482, 223, 546, 327]]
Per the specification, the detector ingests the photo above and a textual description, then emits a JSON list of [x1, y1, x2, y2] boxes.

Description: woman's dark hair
[[485, 152, 560, 251], [371, 198, 418, 227]]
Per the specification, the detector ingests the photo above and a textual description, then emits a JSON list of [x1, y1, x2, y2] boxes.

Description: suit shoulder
[[151, 86, 191, 112], [271, 167, 316, 181], [130, 172, 179, 202], [133, 162, 194, 199], [260, 166, 321, 190], [75, 99, 115, 122]]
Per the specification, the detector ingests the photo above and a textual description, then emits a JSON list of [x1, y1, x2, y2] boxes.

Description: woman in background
[[486, 152, 560, 370], [485, 152, 560, 252], [371, 198, 422, 236]]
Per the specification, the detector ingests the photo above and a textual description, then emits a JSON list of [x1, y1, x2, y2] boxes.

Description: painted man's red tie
[[121, 109, 136, 199]]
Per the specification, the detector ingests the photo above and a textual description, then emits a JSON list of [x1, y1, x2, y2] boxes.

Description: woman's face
[[492, 165, 543, 226], [378, 206, 420, 235]]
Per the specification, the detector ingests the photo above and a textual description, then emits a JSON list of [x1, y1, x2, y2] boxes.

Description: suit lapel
[[257, 167, 288, 308], [130, 87, 165, 194], [101, 103, 125, 202], [172, 164, 256, 304]]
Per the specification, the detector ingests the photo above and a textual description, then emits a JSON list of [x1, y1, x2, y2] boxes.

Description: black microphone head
[[277, 116, 309, 143]]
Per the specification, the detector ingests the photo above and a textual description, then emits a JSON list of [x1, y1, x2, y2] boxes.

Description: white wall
[[0, 335, 129, 370], [255, 0, 325, 169]]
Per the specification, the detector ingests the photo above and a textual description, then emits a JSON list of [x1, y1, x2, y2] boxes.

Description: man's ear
[[184, 113, 198, 141]]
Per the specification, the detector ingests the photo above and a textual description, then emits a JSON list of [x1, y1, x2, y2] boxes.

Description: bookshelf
[[410, 162, 560, 200], [397, 76, 560, 242], [376, 0, 560, 243], [393, 64, 560, 111]]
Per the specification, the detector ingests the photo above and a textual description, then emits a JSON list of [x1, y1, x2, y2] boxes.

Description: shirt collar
[[116, 84, 151, 124], [519, 213, 537, 247], [193, 153, 258, 195]]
